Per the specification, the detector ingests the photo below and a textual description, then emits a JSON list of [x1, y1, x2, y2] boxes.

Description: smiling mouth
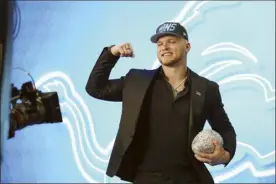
[[161, 52, 173, 56]]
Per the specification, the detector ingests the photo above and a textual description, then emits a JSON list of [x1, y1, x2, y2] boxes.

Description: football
[[191, 129, 224, 154]]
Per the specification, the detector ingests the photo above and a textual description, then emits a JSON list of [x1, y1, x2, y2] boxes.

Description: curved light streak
[[214, 161, 275, 183], [169, 1, 198, 22], [36, 72, 114, 156], [199, 60, 242, 78], [237, 141, 275, 160], [201, 42, 258, 63], [43, 80, 110, 163], [58, 102, 105, 173], [199, 60, 242, 76], [218, 74, 275, 102], [63, 117, 98, 183], [181, 1, 209, 26]]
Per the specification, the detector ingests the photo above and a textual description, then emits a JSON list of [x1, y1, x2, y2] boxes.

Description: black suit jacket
[[85, 47, 237, 183]]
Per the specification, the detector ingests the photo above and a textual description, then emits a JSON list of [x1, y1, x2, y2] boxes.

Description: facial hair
[[159, 52, 186, 67], [160, 58, 182, 67]]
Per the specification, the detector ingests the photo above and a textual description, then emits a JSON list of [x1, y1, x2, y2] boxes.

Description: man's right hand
[[111, 43, 135, 58]]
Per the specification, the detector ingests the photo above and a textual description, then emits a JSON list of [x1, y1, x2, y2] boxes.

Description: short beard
[[159, 59, 182, 67]]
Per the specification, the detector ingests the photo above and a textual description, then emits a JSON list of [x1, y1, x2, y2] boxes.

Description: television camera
[[9, 80, 63, 138]]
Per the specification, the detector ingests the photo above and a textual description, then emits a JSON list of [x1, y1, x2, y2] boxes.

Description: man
[[85, 22, 237, 184]]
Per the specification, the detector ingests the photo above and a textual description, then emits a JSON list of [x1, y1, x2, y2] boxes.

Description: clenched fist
[[111, 43, 135, 58]]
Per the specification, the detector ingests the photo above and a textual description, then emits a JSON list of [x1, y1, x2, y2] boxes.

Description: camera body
[[9, 81, 62, 138]]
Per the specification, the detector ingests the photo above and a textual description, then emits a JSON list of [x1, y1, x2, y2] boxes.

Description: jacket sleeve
[[206, 81, 237, 167], [85, 46, 127, 102]]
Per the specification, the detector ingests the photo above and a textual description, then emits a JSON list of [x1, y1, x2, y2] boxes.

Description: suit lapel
[[121, 68, 159, 148], [188, 69, 207, 145]]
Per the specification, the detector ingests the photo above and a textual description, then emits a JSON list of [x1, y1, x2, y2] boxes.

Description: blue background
[[1, 1, 275, 183]]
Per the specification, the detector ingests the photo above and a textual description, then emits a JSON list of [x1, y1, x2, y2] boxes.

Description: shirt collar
[[159, 67, 190, 86]]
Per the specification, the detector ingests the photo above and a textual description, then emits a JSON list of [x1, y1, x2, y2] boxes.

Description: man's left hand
[[194, 140, 230, 166]]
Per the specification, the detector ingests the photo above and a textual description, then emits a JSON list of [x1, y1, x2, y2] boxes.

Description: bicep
[[86, 76, 125, 102]]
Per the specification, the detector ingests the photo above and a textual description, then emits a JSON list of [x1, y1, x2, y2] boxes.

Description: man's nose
[[161, 43, 169, 50]]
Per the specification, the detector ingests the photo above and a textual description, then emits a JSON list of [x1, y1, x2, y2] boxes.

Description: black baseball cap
[[150, 22, 189, 43]]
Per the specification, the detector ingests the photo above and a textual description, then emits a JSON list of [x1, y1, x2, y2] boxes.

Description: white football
[[191, 129, 223, 154]]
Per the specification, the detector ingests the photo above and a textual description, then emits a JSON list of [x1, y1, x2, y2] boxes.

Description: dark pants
[[133, 170, 201, 184]]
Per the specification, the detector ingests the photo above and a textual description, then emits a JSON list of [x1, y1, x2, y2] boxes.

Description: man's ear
[[185, 42, 191, 52]]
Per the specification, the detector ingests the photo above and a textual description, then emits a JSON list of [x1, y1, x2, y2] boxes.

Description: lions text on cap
[[158, 23, 177, 33]]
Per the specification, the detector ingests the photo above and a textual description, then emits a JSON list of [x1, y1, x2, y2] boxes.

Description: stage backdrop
[[1, 1, 275, 183]]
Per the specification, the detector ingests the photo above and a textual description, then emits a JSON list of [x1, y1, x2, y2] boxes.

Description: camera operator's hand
[[111, 43, 135, 58]]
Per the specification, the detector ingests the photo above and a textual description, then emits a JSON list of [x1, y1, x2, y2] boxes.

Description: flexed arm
[[85, 43, 134, 101]]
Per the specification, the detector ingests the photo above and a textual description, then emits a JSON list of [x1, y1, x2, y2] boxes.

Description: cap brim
[[150, 32, 182, 43]]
